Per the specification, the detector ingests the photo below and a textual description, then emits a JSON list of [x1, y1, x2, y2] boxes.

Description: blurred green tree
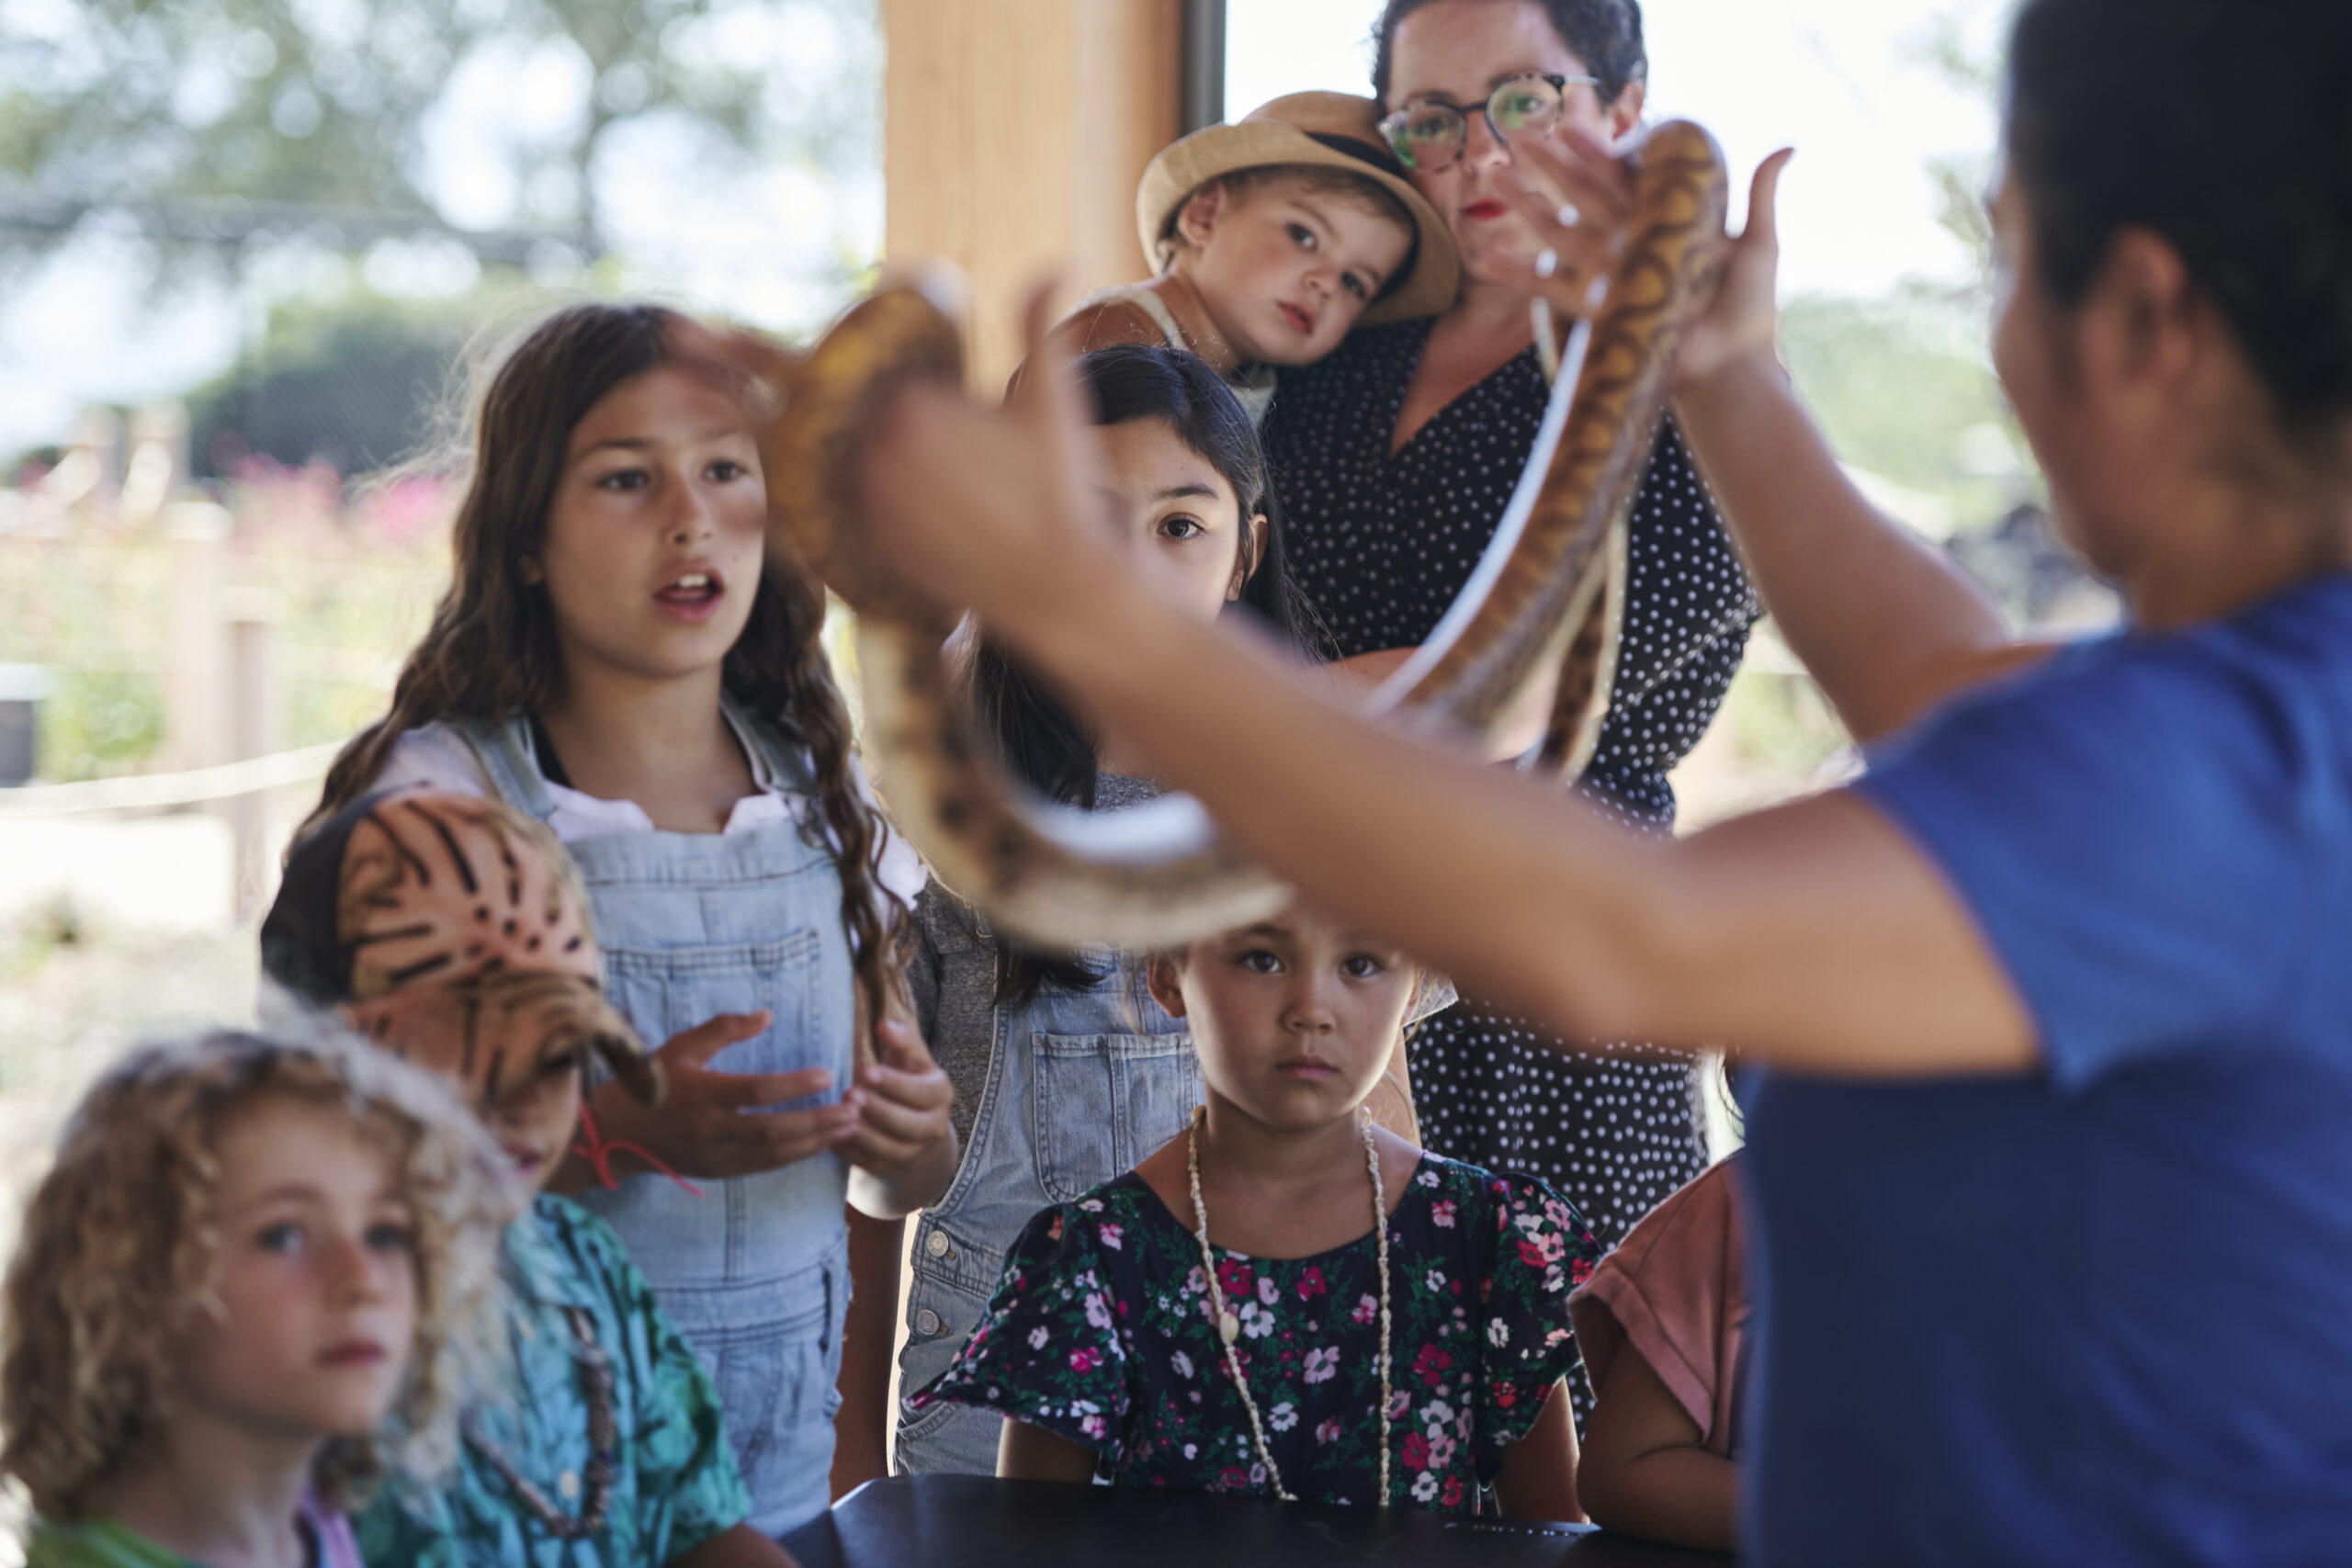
[[0, 0, 876, 260], [184, 292, 474, 477], [40, 669, 164, 784]]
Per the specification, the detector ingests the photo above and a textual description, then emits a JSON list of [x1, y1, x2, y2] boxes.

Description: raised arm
[[850, 309, 2034, 1079], [1510, 145, 2041, 742]]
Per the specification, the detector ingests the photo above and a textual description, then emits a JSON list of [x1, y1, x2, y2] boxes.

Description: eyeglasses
[[1377, 73, 1601, 172]]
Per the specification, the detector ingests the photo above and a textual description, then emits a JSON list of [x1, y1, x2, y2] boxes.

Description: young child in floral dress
[[909, 899, 1599, 1517]]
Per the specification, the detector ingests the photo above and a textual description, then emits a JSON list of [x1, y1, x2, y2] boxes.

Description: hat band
[[1305, 131, 1411, 182]]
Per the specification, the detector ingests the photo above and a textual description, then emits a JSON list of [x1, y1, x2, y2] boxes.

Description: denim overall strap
[[724, 693, 821, 798], [893, 923, 1200, 1476], [455, 701, 854, 1537], [452, 713, 560, 823]]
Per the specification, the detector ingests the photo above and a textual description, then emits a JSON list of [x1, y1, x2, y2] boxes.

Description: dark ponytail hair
[[2007, 0, 2352, 446], [971, 344, 1323, 1002], [1370, 0, 1646, 110]]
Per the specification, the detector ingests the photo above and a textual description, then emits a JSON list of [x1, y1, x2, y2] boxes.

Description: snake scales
[[752, 120, 1729, 952]]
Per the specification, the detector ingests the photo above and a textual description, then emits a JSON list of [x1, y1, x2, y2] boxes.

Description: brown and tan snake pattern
[[753, 123, 1729, 952]]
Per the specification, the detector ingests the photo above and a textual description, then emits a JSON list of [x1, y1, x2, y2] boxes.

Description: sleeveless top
[[448, 701, 858, 1537], [1069, 283, 1279, 428]]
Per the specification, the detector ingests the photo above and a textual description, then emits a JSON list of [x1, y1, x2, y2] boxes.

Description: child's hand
[[579, 1010, 861, 1183], [842, 1018, 960, 1218]]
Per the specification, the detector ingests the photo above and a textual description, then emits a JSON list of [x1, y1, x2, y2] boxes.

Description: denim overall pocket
[[602, 929, 827, 1105], [1031, 1031, 1199, 1202]]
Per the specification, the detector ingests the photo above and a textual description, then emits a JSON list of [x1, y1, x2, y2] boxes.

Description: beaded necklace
[[1186, 1102, 1393, 1506], [465, 1305, 617, 1539]]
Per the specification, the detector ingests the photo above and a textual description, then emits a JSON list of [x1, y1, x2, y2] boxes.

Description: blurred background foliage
[[1, 0, 888, 795], [186, 293, 479, 478], [0, 0, 876, 263]]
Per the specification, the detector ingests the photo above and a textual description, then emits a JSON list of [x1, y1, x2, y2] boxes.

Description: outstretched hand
[[572, 1010, 859, 1184], [1675, 148, 1796, 389], [857, 285, 1117, 647]]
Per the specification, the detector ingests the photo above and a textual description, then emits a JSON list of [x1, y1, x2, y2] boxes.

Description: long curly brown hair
[[0, 1025, 506, 1522], [306, 302, 906, 1023]]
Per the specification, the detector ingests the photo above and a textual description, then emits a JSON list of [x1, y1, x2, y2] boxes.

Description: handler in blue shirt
[[831, 0, 2352, 1560]]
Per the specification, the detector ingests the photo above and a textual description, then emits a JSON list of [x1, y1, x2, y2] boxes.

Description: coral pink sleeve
[[1566, 1156, 1747, 1455]]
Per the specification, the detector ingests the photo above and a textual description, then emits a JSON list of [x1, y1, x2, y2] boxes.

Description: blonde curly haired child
[[2, 1025, 506, 1568]]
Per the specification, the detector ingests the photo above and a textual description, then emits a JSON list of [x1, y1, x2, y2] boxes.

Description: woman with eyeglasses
[[1261, 0, 1758, 1295]]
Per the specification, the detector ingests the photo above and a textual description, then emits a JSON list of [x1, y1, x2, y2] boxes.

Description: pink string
[[571, 1105, 705, 1198]]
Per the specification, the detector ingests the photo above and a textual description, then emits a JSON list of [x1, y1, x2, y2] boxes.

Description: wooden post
[[224, 588, 281, 923], [883, 0, 1182, 389], [1181, 0, 1227, 134], [161, 501, 230, 776]]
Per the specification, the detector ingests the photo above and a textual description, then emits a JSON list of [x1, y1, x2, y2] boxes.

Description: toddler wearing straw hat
[[1046, 92, 1460, 424]]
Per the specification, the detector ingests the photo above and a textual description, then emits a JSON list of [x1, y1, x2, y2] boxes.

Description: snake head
[[757, 267, 971, 629]]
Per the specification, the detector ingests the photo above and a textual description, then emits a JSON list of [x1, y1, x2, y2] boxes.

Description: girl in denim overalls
[[890, 345, 1436, 1473], [306, 303, 960, 1537]]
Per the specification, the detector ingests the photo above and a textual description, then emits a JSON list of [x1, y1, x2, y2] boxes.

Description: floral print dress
[[909, 1156, 1600, 1513]]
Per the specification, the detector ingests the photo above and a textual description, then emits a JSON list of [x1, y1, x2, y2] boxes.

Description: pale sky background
[[1, 0, 2011, 456]]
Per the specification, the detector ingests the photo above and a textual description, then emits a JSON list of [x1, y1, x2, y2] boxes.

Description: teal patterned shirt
[[355, 1196, 750, 1567]]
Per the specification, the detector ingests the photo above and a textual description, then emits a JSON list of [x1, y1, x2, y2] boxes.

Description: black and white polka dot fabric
[[1264, 318, 1761, 1247]]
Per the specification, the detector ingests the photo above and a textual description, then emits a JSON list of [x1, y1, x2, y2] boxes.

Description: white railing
[[0, 742, 338, 818]]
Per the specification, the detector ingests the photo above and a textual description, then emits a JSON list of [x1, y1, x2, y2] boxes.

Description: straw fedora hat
[[1136, 91, 1461, 328]]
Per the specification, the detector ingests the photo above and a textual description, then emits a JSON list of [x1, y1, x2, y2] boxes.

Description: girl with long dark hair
[[892, 344, 1460, 1479], [306, 302, 957, 1535]]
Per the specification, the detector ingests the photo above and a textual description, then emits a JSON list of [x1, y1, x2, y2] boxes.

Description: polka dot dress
[[1264, 319, 1761, 1251]]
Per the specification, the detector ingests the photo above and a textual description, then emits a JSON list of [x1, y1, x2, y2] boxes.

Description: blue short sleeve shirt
[[1743, 574, 2352, 1566]]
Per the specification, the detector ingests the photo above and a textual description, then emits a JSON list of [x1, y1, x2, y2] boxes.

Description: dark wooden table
[[783, 1475, 1736, 1566]]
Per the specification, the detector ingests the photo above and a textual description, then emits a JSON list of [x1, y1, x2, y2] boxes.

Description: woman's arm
[[1494, 1380, 1585, 1522], [998, 1417, 1099, 1483], [1674, 349, 2045, 742], [850, 313, 2035, 1079], [1577, 1346, 1737, 1551]]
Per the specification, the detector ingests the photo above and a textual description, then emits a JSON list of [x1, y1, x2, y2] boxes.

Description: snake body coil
[[760, 122, 1729, 950]]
